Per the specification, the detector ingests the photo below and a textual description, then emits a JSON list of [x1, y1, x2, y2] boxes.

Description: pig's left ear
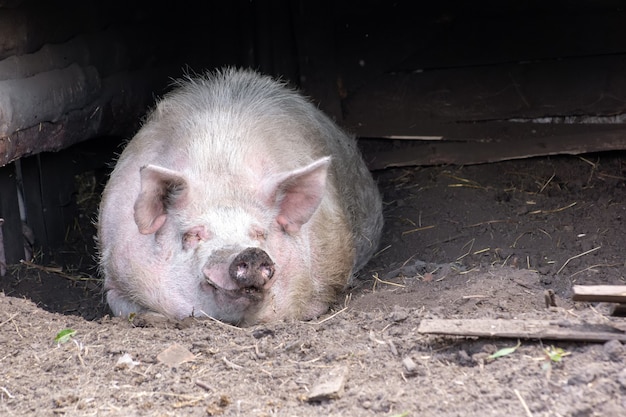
[[262, 157, 330, 234], [134, 164, 189, 235]]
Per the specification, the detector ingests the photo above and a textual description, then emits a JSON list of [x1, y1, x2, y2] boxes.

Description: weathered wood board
[[572, 285, 626, 303], [418, 319, 626, 342]]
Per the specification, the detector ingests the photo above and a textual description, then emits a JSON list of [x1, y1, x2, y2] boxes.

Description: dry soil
[[2, 152, 626, 417]]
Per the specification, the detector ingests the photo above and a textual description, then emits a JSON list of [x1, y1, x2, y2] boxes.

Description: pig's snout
[[229, 248, 275, 290]]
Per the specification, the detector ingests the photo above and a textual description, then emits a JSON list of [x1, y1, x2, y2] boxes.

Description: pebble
[[156, 343, 196, 367], [603, 339, 624, 362], [617, 368, 626, 389], [306, 365, 348, 402], [402, 356, 417, 374]]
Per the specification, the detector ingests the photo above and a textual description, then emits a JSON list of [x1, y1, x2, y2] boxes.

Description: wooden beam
[[0, 64, 101, 137], [572, 285, 626, 303], [0, 2, 125, 59], [0, 163, 24, 269], [0, 68, 172, 167], [343, 55, 626, 139], [293, 0, 343, 121], [362, 125, 626, 169], [417, 319, 626, 342]]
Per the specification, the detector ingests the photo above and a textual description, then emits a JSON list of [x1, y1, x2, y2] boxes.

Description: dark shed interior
[[1, 0, 625, 266]]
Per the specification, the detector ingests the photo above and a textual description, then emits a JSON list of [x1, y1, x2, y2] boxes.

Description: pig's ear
[[263, 157, 330, 234], [134, 164, 189, 235]]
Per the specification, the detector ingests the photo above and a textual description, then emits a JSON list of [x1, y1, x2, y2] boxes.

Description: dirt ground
[[2, 151, 626, 417]]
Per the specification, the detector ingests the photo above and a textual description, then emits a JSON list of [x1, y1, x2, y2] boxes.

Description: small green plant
[[543, 345, 570, 362], [540, 344, 571, 377], [54, 328, 77, 344], [488, 340, 521, 360]]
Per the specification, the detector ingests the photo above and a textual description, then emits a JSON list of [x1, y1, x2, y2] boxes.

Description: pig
[[97, 68, 383, 325]]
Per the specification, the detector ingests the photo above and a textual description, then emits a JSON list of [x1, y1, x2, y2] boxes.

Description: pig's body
[[98, 68, 383, 325]]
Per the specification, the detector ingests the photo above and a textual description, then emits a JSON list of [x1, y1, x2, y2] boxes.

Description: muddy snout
[[229, 247, 275, 290]]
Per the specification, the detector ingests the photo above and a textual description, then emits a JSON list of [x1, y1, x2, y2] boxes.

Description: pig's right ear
[[261, 157, 330, 234], [134, 165, 189, 235]]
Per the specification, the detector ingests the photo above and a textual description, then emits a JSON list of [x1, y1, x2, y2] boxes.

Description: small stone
[[457, 350, 476, 367], [115, 353, 140, 370], [617, 368, 626, 389], [603, 340, 624, 362], [567, 367, 597, 385], [156, 343, 196, 367], [389, 306, 409, 322], [252, 328, 275, 339], [402, 356, 417, 374], [306, 365, 348, 402]]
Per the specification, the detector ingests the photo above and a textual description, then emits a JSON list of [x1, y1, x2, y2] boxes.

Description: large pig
[[98, 68, 383, 325]]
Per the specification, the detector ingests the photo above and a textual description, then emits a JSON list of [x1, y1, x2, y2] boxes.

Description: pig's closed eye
[[183, 226, 211, 250], [251, 227, 267, 241]]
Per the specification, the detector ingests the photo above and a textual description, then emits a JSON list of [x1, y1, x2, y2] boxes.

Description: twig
[[0, 312, 19, 328], [514, 389, 533, 417], [373, 273, 406, 288], [458, 267, 480, 275], [512, 231, 532, 248], [311, 307, 348, 325], [197, 311, 244, 331], [456, 239, 475, 261], [569, 263, 622, 279], [465, 219, 511, 228], [402, 225, 436, 236], [222, 356, 243, 370], [195, 380, 213, 392], [538, 172, 555, 194], [20, 259, 63, 273], [20, 260, 100, 282], [557, 246, 601, 275], [0, 386, 14, 399], [373, 244, 391, 257], [529, 202, 577, 215], [11, 318, 23, 339]]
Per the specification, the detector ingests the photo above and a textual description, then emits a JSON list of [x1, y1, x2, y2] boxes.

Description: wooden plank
[[334, 1, 626, 96], [609, 304, 626, 317], [397, 6, 626, 71], [0, 64, 101, 137], [0, 218, 5, 275], [17, 156, 44, 254], [0, 2, 114, 59], [417, 319, 626, 342], [293, 0, 343, 121], [0, 163, 25, 267], [342, 55, 626, 139], [253, 0, 298, 83], [0, 26, 167, 81], [572, 285, 626, 303], [20, 152, 77, 260], [0, 67, 172, 167], [362, 124, 626, 169]]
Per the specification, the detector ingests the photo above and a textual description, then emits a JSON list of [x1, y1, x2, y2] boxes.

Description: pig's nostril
[[234, 263, 248, 279], [260, 263, 274, 280]]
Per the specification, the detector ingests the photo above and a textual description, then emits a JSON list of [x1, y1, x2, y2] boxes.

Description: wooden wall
[[1, 0, 625, 267]]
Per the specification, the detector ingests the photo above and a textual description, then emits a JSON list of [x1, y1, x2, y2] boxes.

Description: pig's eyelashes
[[250, 227, 267, 241]]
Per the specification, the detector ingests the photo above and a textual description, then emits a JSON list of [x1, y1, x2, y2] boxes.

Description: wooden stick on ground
[[571, 285, 626, 303], [417, 319, 626, 342]]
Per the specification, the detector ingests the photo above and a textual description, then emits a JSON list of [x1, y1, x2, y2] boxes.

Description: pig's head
[[126, 156, 332, 325]]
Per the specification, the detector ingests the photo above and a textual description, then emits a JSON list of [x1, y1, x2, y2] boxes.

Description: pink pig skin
[[98, 68, 383, 325]]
